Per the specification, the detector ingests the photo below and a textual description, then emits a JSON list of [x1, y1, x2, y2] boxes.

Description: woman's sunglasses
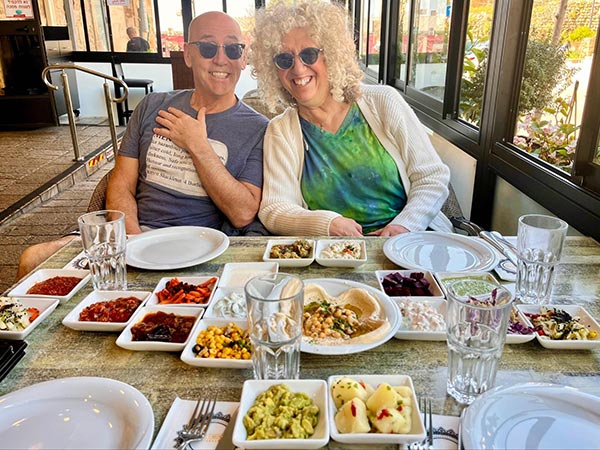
[[273, 47, 323, 70], [189, 41, 245, 60]]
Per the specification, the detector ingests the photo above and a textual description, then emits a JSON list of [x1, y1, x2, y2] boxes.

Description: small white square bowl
[[262, 239, 315, 268], [116, 304, 204, 352], [516, 304, 600, 349], [505, 306, 536, 344], [0, 297, 59, 340], [219, 262, 279, 288], [62, 290, 151, 332], [315, 239, 367, 268], [434, 271, 499, 298], [8, 268, 91, 303], [376, 270, 444, 299], [327, 374, 425, 445], [203, 287, 246, 319], [180, 318, 253, 369], [232, 379, 329, 449], [146, 276, 218, 307], [394, 298, 447, 341]]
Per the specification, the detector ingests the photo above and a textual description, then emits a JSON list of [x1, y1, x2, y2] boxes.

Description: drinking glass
[[446, 282, 513, 404], [78, 210, 127, 290], [245, 273, 303, 380], [515, 214, 568, 304]]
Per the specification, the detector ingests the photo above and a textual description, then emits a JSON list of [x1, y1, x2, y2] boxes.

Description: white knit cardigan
[[258, 84, 453, 236]]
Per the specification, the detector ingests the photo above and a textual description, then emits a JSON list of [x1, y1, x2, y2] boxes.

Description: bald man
[[17, 12, 268, 279]]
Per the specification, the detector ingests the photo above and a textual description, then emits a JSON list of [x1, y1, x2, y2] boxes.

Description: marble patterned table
[[2, 236, 600, 449]]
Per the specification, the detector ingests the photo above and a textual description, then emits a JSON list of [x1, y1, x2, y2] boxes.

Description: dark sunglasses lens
[[198, 42, 218, 58], [299, 48, 320, 65], [274, 53, 294, 70], [224, 44, 243, 60]]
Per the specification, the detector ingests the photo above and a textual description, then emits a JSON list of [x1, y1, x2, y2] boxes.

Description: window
[[393, 0, 411, 85], [158, 0, 184, 56], [512, 0, 599, 176], [358, 0, 383, 80], [108, 0, 157, 53]]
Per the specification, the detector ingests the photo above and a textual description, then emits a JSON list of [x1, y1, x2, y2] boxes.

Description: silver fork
[[409, 396, 433, 450], [174, 396, 217, 450]]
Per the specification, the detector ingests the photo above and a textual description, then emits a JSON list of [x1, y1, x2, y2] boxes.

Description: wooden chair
[[111, 56, 154, 125]]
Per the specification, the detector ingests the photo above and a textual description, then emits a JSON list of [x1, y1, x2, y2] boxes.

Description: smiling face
[[277, 27, 331, 112], [184, 12, 246, 110]]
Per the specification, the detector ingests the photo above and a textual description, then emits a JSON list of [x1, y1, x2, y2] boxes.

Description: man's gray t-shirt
[[119, 90, 268, 229]]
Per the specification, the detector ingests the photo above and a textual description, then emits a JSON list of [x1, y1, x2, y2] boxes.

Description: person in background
[[251, 0, 452, 237], [17, 11, 268, 278], [126, 27, 150, 52]]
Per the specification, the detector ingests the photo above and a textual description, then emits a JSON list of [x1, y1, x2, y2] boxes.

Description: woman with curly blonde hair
[[251, 1, 452, 236]]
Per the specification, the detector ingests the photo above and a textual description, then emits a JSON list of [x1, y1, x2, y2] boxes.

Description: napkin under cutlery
[[151, 397, 239, 450], [428, 414, 460, 450], [0, 339, 27, 382]]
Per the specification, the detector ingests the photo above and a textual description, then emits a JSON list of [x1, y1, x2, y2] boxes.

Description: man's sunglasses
[[189, 41, 245, 60], [273, 47, 323, 70]]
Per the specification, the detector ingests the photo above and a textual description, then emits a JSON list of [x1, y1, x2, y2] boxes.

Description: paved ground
[[0, 123, 120, 293]]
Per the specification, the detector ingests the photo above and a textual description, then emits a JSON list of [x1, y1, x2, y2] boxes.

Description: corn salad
[[192, 322, 252, 359]]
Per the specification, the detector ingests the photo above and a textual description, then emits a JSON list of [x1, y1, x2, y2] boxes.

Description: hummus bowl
[[301, 278, 400, 355]]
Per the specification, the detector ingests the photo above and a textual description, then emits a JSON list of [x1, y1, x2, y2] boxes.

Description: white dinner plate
[[301, 278, 400, 355], [463, 383, 600, 449], [383, 232, 499, 272], [0, 377, 154, 449], [126, 226, 229, 270]]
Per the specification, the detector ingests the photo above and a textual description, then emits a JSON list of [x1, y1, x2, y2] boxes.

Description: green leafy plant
[[513, 97, 578, 171], [459, 32, 488, 126]]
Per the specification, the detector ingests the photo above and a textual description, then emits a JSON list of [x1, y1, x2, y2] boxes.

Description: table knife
[[215, 407, 239, 450]]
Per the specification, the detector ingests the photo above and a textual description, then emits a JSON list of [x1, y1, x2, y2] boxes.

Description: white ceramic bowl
[[8, 269, 91, 303], [147, 276, 218, 307], [394, 298, 448, 341], [116, 304, 203, 352], [0, 297, 59, 340], [315, 239, 367, 268], [203, 287, 246, 320], [62, 290, 151, 332], [327, 374, 425, 445], [180, 318, 253, 369], [232, 379, 329, 449], [262, 239, 315, 268], [376, 270, 444, 299], [434, 271, 499, 298]]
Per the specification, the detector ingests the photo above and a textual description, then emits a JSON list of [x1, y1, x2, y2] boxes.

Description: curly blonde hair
[[250, 0, 363, 114]]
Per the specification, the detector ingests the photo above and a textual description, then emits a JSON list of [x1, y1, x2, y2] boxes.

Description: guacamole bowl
[[232, 379, 329, 449]]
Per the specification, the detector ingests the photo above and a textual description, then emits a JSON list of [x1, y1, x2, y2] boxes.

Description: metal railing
[[41, 63, 129, 162]]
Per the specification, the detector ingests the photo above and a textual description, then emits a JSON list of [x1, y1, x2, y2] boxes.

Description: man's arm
[[154, 106, 261, 228], [106, 155, 143, 234]]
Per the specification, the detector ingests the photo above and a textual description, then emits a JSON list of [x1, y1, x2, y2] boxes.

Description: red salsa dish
[[26, 276, 82, 296], [130, 311, 195, 343], [79, 296, 143, 323]]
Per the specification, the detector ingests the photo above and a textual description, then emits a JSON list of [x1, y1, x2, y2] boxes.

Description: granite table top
[[2, 235, 600, 449]]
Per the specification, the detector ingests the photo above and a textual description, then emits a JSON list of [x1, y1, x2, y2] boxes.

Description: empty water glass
[[245, 273, 303, 380], [516, 214, 568, 304], [446, 282, 513, 404], [78, 210, 127, 290]]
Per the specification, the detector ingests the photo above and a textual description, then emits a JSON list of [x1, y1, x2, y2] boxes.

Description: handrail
[[41, 63, 130, 162]]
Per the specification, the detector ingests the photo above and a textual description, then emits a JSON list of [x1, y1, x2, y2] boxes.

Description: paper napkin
[[430, 414, 460, 450], [151, 397, 239, 450], [63, 249, 88, 270]]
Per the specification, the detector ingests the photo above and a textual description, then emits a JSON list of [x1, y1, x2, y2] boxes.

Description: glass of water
[[78, 210, 127, 291], [516, 214, 568, 304], [245, 273, 303, 380], [446, 282, 513, 404]]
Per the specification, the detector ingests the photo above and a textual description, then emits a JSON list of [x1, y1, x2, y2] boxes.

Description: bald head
[[188, 11, 242, 43]]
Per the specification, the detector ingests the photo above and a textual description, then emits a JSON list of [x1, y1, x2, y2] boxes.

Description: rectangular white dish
[[218, 262, 279, 288], [116, 304, 203, 352], [180, 318, 253, 369], [262, 239, 315, 268], [394, 298, 447, 341], [8, 268, 91, 303], [232, 379, 329, 449], [434, 271, 499, 298], [62, 290, 151, 332], [203, 287, 246, 320], [0, 297, 59, 340], [376, 270, 444, 299], [147, 276, 218, 307], [327, 374, 425, 445], [517, 304, 600, 349], [315, 239, 367, 268]]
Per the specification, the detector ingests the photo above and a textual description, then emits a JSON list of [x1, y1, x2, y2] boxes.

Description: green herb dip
[[446, 279, 498, 296]]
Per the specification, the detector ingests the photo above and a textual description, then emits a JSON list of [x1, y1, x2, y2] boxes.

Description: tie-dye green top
[[300, 103, 407, 233]]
